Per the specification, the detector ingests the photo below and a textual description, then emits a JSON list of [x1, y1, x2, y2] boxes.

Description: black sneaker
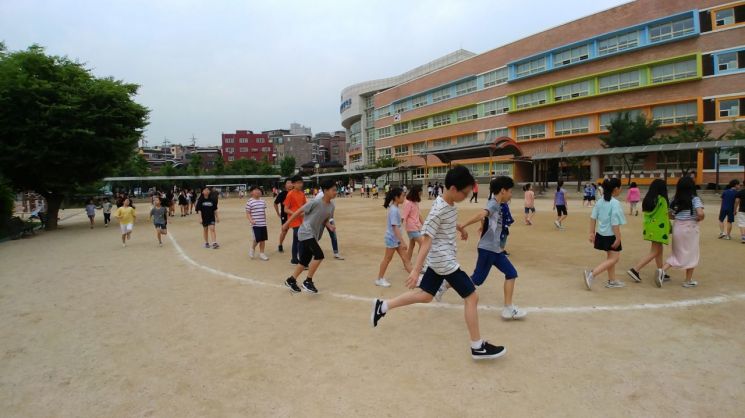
[[371, 299, 386, 327], [285, 277, 301, 293], [626, 268, 642, 283], [302, 279, 318, 294], [278, 245, 284, 253], [471, 341, 507, 360]]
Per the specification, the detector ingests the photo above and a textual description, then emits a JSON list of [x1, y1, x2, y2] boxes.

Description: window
[[365, 96, 374, 109], [431, 138, 452, 148], [455, 79, 477, 96], [481, 98, 510, 117], [717, 52, 738, 71], [483, 67, 508, 87], [719, 149, 740, 166], [515, 57, 546, 78], [228, 156, 235, 161], [432, 87, 451, 102], [394, 102, 407, 114], [516, 123, 546, 140], [240, 147, 248, 152], [262, 147, 272, 152], [412, 142, 427, 153], [719, 99, 740, 118], [256, 138, 265, 143], [412, 118, 429, 131], [394, 145, 409, 157], [554, 44, 589, 67], [554, 117, 590, 136], [456, 107, 478, 122], [456, 134, 477, 145], [484, 128, 509, 141], [598, 30, 640, 56], [225, 138, 234, 144], [600, 109, 644, 128], [554, 80, 590, 101], [226, 147, 234, 153], [652, 102, 697, 124], [376, 106, 392, 119], [649, 17, 694, 42], [412, 95, 427, 108], [239, 138, 248, 143], [432, 113, 452, 127], [598, 70, 641, 92], [651, 59, 697, 83], [715, 8, 735, 26], [251, 148, 258, 152], [377, 126, 392, 139], [393, 122, 409, 136], [516, 90, 547, 109]]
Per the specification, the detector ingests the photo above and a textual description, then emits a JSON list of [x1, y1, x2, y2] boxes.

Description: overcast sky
[[2, 0, 629, 147]]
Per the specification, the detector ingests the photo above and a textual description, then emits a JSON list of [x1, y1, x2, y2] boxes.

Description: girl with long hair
[[584, 178, 626, 290], [401, 185, 425, 263], [375, 187, 412, 287], [627, 179, 670, 283]]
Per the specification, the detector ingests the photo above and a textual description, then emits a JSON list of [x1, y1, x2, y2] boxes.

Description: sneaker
[[371, 299, 386, 327], [471, 341, 507, 361], [278, 245, 284, 253], [682, 280, 698, 288], [333, 253, 345, 260], [122, 243, 126, 248], [374, 278, 391, 287], [583, 270, 593, 290], [626, 268, 642, 283], [259, 253, 269, 261], [605, 280, 625, 288], [434, 283, 448, 302], [212, 243, 220, 249], [501, 306, 527, 320], [302, 279, 318, 294], [554, 220, 561, 229], [663, 274, 671, 282], [718, 232, 726, 239], [204, 243, 210, 249], [655, 269, 664, 288], [248, 249, 254, 259], [284, 277, 301, 293], [724, 235, 732, 240], [158, 242, 163, 247]]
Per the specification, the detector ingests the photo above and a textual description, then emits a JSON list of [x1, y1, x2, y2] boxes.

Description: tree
[[374, 156, 401, 168], [114, 153, 150, 177], [225, 158, 259, 175], [257, 156, 276, 175], [564, 156, 586, 192], [213, 154, 225, 175], [0, 45, 149, 229], [159, 162, 178, 177], [188, 153, 202, 176], [599, 112, 659, 184], [279, 156, 296, 177], [652, 121, 721, 178]]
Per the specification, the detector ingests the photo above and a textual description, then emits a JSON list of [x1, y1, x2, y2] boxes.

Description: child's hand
[[327, 224, 336, 232], [250, 219, 256, 225], [589, 233, 595, 244], [611, 239, 621, 249], [460, 229, 468, 241], [405, 270, 419, 289], [400, 242, 408, 252]]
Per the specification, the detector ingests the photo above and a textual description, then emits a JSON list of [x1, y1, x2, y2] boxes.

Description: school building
[[339, 0, 745, 185]]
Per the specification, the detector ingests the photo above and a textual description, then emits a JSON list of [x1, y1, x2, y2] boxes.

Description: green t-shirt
[[643, 195, 670, 244]]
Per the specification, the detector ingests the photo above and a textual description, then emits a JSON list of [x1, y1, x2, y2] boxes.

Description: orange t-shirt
[[284, 189, 307, 228]]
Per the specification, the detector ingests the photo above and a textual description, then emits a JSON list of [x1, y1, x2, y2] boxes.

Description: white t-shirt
[[422, 196, 459, 275]]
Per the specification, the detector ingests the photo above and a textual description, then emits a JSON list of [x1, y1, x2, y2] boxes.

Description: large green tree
[[114, 153, 150, 177], [599, 112, 659, 185], [279, 156, 296, 177], [213, 154, 225, 175], [0, 44, 149, 229], [187, 153, 203, 176], [225, 158, 259, 175]]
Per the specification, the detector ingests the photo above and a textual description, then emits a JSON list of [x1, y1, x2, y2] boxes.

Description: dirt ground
[[1, 191, 744, 417]]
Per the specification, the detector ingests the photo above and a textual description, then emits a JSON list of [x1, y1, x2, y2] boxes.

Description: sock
[[470, 339, 484, 349], [504, 304, 513, 310], [381, 301, 389, 313], [305, 277, 312, 282]]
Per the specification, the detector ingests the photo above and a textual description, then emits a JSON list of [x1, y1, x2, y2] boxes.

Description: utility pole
[[190, 134, 197, 147]]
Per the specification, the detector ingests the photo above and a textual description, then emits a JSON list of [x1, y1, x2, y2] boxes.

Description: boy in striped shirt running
[[246, 185, 269, 260]]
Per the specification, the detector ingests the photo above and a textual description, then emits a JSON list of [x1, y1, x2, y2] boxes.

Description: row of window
[[378, 132, 485, 157], [224, 137, 268, 144], [224, 147, 273, 153], [408, 163, 513, 179]]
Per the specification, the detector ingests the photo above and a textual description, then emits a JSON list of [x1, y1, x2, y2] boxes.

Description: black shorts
[[524, 207, 535, 214], [583, 196, 591, 201], [202, 219, 215, 227], [556, 205, 568, 216], [154, 222, 167, 230], [594, 233, 622, 252], [281, 214, 288, 224], [299, 238, 324, 267], [252, 226, 268, 242], [418, 268, 476, 298], [719, 208, 734, 223]]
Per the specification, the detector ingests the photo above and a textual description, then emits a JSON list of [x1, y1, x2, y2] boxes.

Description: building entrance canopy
[[415, 136, 522, 164]]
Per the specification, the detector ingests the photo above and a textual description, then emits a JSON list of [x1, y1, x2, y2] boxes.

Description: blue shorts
[[471, 248, 518, 286], [407, 230, 423, 240], [384, 235, 400, 248], [154, 223, 167, 230], [419, 268, 475, 298], [719, 208, 734, 223]]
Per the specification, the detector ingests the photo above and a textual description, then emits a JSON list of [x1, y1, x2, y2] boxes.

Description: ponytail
[[602, 178, 621, 201], [556, 180, 564, 192], [383, 187, 404, 209]]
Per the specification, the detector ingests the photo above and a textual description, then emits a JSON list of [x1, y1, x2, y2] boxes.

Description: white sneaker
[[718, 232, 726, 239], [122, 243, 126, 248], [375, 278, 391, 287], [655, 268, 664, 288], [583, 270, 593, 290], [605, 280, 625, 288], [554, 220, 561, 229], [724, 235, 732, 240], [248, 249, 254, 259], [334, 253, 345, 260], [434, 283, 448, 302], [259, 253, 269, 261], [501, 306, 527, 320], [682, 280, 698, 288]]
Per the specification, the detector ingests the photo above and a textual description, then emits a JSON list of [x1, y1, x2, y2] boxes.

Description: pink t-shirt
[[627, 187, 641, 202], [524, 190, 535, 208], [400, 199, 422, 232]]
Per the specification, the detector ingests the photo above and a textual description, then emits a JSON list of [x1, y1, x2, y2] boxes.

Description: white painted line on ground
[[168, 232, 745, 314]]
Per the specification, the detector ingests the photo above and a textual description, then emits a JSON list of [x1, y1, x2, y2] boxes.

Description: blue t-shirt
[[721, 188, 737, 211], [591, 197, 626, 236], [385, 205, 401, 242], [555, 188, 567, 206]]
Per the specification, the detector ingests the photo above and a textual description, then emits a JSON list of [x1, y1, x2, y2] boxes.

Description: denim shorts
[[407, 230, 423, 240], [384, 235, 400, 248]]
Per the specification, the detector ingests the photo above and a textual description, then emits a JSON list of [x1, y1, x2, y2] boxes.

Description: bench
[[6, 217, 36, 240]]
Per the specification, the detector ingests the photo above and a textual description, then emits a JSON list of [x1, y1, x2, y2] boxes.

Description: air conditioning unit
[[488, 110, 497, 115], [562, 60, 570, 65]]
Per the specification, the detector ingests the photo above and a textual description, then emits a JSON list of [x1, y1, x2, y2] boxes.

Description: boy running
[[195, 187, 220, 249], [246, 185, 269, 260], [273, 179, 293, 253], [371, 166, 506, 360], [102, 198, 112, 227], [281, 180, 338, 294], [149, 197, 168, 246], [283, 175, 307, 265]]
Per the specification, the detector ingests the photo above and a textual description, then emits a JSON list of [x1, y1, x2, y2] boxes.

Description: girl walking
[[626, 182, 641, 216], [375, 187, 413, 287], [400, 185, 425, 264], [627, 179, 670, 283], [583, 178, 626, 290], [656, 177, 705, 288], [553, 180, 568, 229], [523, 183, 535, 225]]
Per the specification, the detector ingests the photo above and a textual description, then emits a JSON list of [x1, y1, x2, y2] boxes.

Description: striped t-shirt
[[673, 196, 703, 221], [245, 198, 267, 226], [423, 196, 459, 275]]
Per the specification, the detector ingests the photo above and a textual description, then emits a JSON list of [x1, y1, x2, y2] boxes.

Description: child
[[178, 191, 188, 217], [149, 197, 168, 247], [375, 187, 412, 287], [401, 185, 425, 263], [195, 187, 220, 249], [735, 186, 745, 243], [523, 183, 535, 225], [114, 198, 136, 247], [273, 179, 293, 253], [553, 180, 568, 229], [372, 185, 379, 199], [371, 166, 506, 360], [470, 182, 479, 203], [583, 183, 594, 207], [246, 185, 269, 260], [102, 198, 112, 227], [499, 201, 514, 256], [284, 175, 307, 265], [85, 199, 96, 229], [626, 182, 641, 216], [656, 176, 705, 288], [439, 176, 526, 320], [718, 179, 741, 240], [281, 179, 338, 294], [583, 178, 626, 290], [627, 179, 670, 283]]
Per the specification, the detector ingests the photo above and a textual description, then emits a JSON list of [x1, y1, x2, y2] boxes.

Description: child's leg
[[290, 263, 305, 279], [259, 240, 265, 253], [202, 227, 209, 243], [386, 289, 433, 310], [209, 225, 217, 242], [121, 233, 126, 244], [395, 246, 413, 273], [634, 242, 661, 271], [592, 250, 620, 277], [470, 249, 494, 287], [252, 240, 258, 250], [463, 291, 481, 342], [493, 252, 518, 306], [377, 248, 396, 278], [406, 238, 415, 261], [307, 258, 323, 278], [685, 268, 694, 281], [607, 251, 620, 280]]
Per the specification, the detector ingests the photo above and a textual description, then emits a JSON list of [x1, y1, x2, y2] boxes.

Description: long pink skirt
[[666, 220, 699, 269]]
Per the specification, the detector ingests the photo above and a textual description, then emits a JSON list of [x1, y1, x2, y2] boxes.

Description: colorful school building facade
[[340, 0, 745, 185]]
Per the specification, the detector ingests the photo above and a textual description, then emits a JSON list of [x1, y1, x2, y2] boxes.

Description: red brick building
[[221, 130, 275, 163]]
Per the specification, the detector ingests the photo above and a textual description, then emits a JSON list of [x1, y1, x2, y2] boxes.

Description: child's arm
[[588, 218, 596, 244], [457, 209, 489, 237], [695, 207, 704, 222], [325, 217, 335, 232], [611, 225, 621, 249], [246, 210, 255, 225], [282, 207, 304, 231], [214, 208, 219, 223], [406, 235, 432, 288], [393, 224, 406, 251]]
